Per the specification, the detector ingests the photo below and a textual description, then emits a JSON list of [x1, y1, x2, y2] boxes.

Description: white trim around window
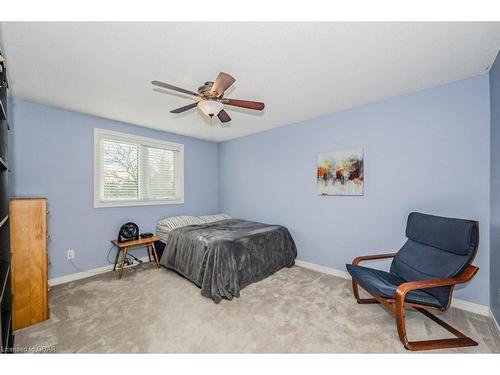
[[93, 128, 184, 208]]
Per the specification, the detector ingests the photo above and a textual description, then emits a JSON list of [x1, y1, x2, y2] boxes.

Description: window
[[94, 129, 184, 207]]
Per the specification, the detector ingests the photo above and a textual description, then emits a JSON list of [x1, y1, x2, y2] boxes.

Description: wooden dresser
[[10, 198, 49, 330]]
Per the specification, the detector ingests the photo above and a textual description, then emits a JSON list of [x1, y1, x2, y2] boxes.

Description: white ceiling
[[1, 22, 499, 142]]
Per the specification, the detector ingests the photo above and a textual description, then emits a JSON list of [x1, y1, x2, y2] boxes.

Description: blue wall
[[8, 99, 219, 279], [219, 75, 491, 306], [490, 52, 500, 323]]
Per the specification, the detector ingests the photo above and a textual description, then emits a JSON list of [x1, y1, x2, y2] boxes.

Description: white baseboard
[[295, 259, 351, 280], [295, 259, 491, 317], [490, 311, 500, 336], [48, 256, 151, 286], [452, 298, 491, 316]]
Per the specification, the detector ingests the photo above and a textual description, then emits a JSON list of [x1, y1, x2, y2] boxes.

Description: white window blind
[[141, 145, 177, 200], [94, 129, 184, 207]]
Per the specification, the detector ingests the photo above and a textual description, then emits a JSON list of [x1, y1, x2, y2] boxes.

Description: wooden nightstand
[[111, 236, 161, 279]]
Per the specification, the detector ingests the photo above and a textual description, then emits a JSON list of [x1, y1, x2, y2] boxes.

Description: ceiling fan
[[152, 72, 265, 124]]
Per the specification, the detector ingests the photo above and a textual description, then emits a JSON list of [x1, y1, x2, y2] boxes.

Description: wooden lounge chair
[[346, 212, 479, 351]]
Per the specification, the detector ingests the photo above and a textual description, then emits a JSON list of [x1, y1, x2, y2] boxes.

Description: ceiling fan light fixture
[[152, 72, 264, 124], [197, 99, 223, 118]]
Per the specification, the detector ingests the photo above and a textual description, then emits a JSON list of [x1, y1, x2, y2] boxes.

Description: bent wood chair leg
[[352, 280, 380, 304], [396, 305, 478, 351]]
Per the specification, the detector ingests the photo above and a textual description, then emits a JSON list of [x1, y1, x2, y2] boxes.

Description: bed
[[156, 214, 297, 303]]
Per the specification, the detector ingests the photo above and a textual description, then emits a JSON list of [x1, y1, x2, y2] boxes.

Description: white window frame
[[94, 128, 184, 208]]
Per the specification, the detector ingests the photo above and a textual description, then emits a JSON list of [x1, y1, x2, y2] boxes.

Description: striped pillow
[[155, 224, 172, 243], [197, 213, 232, 223], [157, 215, 204, 229], [156, 214, 232, 243]]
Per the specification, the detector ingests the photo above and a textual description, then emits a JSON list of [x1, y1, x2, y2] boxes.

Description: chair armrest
[[352, 253, 396, 265], [395, 265, 479, 305]]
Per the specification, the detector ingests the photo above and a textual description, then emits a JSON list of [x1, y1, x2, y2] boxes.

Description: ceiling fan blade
[[222, 99, 265, 111], [170, 102, 198, 114], [217, 109, 231, 123], [211, 72, 235, 96], [152, 80, 201, 97]]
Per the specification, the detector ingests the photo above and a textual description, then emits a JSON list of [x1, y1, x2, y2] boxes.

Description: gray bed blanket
[[160, 219, 297, 303]]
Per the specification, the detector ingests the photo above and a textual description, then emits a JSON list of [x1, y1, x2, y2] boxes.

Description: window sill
[[93, 198, 184, 208]]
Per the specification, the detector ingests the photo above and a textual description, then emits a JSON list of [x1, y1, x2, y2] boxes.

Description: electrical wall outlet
[[67, 249, 75, 260]]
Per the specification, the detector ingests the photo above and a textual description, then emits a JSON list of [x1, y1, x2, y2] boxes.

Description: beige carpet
[[14, 264, 500, 353]]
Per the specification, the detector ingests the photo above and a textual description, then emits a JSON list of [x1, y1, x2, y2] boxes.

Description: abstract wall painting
[[317, 148, 364, 196]]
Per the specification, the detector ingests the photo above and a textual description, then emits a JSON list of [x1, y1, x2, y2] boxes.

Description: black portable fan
[[117, 222, 139, 243]]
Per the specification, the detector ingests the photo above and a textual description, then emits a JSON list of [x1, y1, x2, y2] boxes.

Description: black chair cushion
[[390, 212, 478, 307], [346, 264, 443, 308], [389, 240, 470, 306], [405, 212, 477, 256]]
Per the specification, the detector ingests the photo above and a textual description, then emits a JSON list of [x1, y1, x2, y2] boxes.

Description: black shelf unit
[[0, 49, 13, 353]]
